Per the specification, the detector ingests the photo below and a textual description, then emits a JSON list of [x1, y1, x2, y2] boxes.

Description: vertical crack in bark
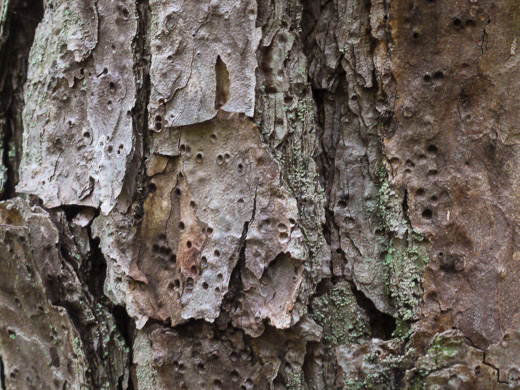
[[0, 0, 44, 200], [214, 55, 230, 110], [218, 186, 257, 327], [296, 1, 419, 386], [46, 206, 130, 388], [113, 305, 136, 390], [123, 0, 152, 388], [130, 0, 152, 217], [0, 354, 5, 390]]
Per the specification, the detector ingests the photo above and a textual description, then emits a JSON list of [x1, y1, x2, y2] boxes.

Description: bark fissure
[[0, 0, 43, 199], [0, 354, 5, 390]]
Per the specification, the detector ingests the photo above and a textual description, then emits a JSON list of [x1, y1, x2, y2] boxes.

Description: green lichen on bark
[[376, 166, 429, 321], [311, 282, 370, 347]]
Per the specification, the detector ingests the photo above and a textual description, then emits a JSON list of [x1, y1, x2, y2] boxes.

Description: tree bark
[[1, 0, 519, 388]]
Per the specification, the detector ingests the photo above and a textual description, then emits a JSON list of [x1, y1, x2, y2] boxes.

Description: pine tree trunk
[[1, 0, 519, 388]]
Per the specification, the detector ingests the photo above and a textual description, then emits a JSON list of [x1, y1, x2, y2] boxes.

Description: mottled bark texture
[[1, 0, 520, 388]]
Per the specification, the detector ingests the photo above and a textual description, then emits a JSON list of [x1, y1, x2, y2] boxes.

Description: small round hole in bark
[[155, 115, 162, 130], [160, 246, 171, 255], [422, 209, 433, 219], [427, 144, 438, 154], [337, 200, 347, 208], [279, 232, 289, 242]]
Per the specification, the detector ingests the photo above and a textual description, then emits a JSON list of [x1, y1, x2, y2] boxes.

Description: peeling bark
[[1, 0, 520, 389]]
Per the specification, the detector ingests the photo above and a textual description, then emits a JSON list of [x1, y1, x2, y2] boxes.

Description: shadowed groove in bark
[[119, 0, 153, 387], [300, 0, 392, 316], [215, 55, 230, 110], [131, 0, 153, 222], [217, 191, 255, 327], [50, 205, 130, 388], [0, 0, 44, 200], [113, 304, 135, 390], [0, 354, 5, 389], [348, 280, 396, 340]]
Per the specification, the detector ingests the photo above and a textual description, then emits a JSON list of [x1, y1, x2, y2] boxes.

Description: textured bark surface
[[1, 0, 520, 389]]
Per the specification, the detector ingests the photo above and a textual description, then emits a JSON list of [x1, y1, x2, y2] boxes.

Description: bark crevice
[[0, 0, 44, 200]]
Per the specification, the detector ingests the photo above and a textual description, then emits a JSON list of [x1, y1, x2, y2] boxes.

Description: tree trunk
[[1, 0, 519, 388]]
